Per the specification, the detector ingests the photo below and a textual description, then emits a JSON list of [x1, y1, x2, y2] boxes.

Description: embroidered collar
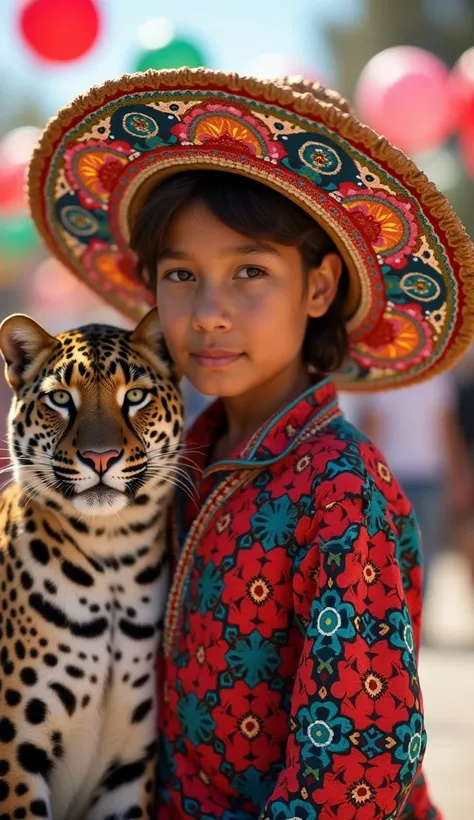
[[186, 376, 341, 478]]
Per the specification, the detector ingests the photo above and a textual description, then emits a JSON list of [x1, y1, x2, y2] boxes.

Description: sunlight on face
[[155, 201, 312, 398]]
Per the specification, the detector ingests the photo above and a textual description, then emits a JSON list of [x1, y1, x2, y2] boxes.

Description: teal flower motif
[[225, 630, 281, 686], [265, 798, 318, 820], [400, 271, 441, 303], [232, 766, 274, 806], [366, 485, 387, 537], [320, 522, 361, 553], [197, 560, 224, 615], [281, 139, 341, 193], [307, 589, 356, 656], [359, 611, 379, 647], [296, 700, 353, 770], [324, 451, 362, 479], [251, 495, 298, 551], [177, 693, 215, 746], [388, 606, 417, 671], [395, 712, 426, 782], [359, 725, 385, 759]]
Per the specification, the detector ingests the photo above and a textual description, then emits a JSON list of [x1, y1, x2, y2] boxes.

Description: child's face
[[155, 200, 341, 397]]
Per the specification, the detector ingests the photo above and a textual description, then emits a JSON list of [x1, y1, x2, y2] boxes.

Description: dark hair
[[130, 171, 349, 372]]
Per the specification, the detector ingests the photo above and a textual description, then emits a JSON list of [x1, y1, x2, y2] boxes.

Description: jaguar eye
[[49, 390, 71, 407], [125, 388, 148, 405]]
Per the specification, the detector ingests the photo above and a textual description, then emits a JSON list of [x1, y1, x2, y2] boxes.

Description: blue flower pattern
[[296, 701, 353, 770], [307, 589, 356, 655], [251, 496, 299, 551]]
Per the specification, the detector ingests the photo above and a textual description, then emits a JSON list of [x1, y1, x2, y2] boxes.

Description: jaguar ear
[[0, 314, 57, 393], [129, 308, 180, 382]]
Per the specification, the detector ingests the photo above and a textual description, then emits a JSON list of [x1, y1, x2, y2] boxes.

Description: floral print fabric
[[157, 379, 441, 819]]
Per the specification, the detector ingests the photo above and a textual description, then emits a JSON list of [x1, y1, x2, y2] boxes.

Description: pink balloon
[[355, 47, 454, 154], [0, 126, 42, 215]]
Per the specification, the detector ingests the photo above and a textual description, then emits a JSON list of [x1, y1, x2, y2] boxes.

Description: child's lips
[[191, 349, 243, 368]]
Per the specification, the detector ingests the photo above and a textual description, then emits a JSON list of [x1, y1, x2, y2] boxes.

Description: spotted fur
[[0, 308, 184, 819]]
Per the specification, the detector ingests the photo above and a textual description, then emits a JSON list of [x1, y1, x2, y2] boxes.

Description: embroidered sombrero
[[27, 68, 474, 390]]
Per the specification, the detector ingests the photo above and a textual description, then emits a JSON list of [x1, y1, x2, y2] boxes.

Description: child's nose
[[192, 287, 232, 331]]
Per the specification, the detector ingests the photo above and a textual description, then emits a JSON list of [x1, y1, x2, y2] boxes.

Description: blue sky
[[0, 0, 363, 120]]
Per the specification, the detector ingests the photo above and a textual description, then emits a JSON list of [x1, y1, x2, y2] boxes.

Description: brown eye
[[125, 388, 148, 405], [49, 390, 71, 407], [236, 266, 267, 279], [166, 270, 195, 282]]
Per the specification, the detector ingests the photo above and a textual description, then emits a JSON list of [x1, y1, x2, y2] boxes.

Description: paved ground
[[418, 552, 474, 819]]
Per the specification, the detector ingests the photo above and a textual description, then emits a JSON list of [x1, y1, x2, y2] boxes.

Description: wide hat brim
[[28, 67, 474, 390]]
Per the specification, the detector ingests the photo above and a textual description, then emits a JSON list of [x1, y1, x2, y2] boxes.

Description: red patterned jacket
[[157, 378, 441, 819]]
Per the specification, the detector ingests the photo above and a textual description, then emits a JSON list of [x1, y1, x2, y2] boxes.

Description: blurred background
[[1, 1, 474, 816]]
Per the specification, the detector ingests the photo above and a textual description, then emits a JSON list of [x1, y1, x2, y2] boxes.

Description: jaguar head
[[0, 308, 184, 518]]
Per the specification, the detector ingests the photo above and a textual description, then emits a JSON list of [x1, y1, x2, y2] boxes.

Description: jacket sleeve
[[258, 473, 426, 820]]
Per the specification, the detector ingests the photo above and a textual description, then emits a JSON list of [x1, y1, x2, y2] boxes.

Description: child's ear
[[0, 314, 57, 394], [306, 253, 343, 318], [130, 307, 181, 383]]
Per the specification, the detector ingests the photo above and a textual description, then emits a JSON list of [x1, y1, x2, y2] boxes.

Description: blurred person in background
[[451, 345, 474, 589], [341, 376, 471, 603]]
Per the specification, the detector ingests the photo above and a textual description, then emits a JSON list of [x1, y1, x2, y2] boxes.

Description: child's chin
[[190, 373, 249, 397]]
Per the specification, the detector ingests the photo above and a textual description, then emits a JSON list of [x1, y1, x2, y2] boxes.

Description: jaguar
[[0, 307, 185, 819]]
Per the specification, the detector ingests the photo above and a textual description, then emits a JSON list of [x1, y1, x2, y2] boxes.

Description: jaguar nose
[[78, 449, 122, 475]]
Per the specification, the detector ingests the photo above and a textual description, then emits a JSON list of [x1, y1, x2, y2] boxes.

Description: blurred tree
[[325, 0, 474, 234]]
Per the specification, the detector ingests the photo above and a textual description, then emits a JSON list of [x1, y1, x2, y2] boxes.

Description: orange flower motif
[[345, 198, 406, 253], [171, 102, 286, 161], [64, 140, 131, 208], [354, 305, 433, 371], [196, 116, 261, 148], [339, 184, 419, 267], [83, 240, 153, 303]]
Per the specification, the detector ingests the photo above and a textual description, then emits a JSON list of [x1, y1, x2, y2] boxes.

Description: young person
[[28, 69, 474, 819]]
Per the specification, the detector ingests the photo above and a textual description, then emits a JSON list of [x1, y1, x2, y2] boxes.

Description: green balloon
[[0, 215, 39, 257], [134, 38, 206, 72]]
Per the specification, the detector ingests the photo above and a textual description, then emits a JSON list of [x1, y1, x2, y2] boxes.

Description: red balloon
[[19, 0, 100, 62], [0, 165, 27, 214]]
